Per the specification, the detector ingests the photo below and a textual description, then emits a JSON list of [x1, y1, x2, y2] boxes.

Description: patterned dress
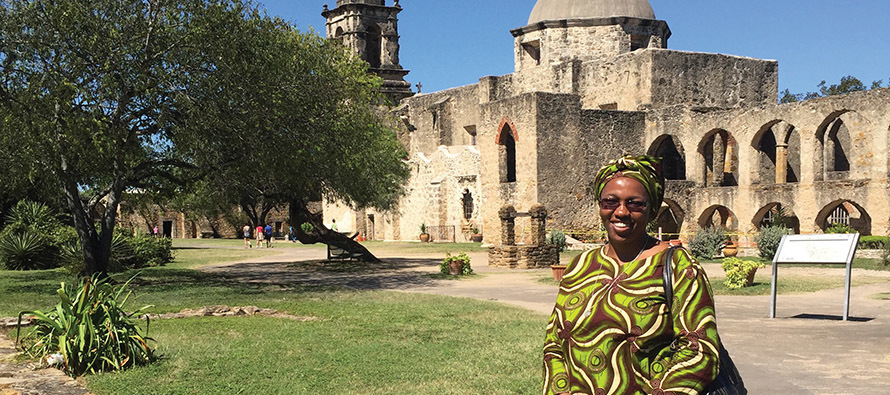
[[543, 247, 720, 395]]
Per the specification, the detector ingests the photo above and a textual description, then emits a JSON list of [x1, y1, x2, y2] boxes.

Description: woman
[[243, 224, 252, 248], [543, 155, 720, 395]]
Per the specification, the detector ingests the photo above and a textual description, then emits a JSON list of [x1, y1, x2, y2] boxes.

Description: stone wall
[[643, 87, 890, 236]]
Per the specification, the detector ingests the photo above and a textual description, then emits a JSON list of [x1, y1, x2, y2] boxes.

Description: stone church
[[323, 0, 890, 244]]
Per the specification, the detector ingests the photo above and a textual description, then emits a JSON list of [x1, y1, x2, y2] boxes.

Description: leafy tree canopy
[[780, 75, 887, 103], [0, 0, 409, 273]]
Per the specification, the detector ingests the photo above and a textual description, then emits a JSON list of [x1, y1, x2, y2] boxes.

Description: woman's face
[[599, 177, 651, 245]]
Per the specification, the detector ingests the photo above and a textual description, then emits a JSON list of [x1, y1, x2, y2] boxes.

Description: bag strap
[[662, 246, 678, 312]]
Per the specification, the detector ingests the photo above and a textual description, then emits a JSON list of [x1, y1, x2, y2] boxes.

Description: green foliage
[[721, 257, 765, 289], [420, 223, 428, 234], [440, 252, 473, 275], [60, 227, 173, 275], [825, 222, 856, 234], [547, 230, 567, 253], [0, 231, 59, 270], [858, 236, 889, 249], [780, 75, 886, 103], [755, 225, 787, 262], [16, 275, 155, 377], [300, 222, 314, 234], [0, 200, 63, 270], [4, 200, 61, 235], [688, 226, 725, 260]]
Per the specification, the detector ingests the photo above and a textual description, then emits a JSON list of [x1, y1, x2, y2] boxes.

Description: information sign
[[770, 233, 859, 321]]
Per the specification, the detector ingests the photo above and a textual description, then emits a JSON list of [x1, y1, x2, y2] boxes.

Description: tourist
[[255, 224, 264, 248], [543, 155, 720, 394], [288, 225, 295, 242], [153, 225, 159, 237], [243, 224, 251, 248], [264, 223, 273, 248]]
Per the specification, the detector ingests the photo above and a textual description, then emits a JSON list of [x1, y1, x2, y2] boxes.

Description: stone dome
[[528, 0, 656, 24]]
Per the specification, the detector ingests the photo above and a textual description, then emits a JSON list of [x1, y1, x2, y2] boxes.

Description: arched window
[[365, 24, 382, 68], [648, 135, 686, 180], [462, 189, 474, 220], [496, 118, 518, 183]]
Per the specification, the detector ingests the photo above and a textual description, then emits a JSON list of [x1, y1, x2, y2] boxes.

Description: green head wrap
[[593, 155, 665, 220]]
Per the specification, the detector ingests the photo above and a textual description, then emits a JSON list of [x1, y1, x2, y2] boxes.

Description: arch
[[697, 205, 738, 231], [654, 198, 685, 239], [814, 110, 873, 181], [751, 120, 801, 184], [364, 24, 382, 68], [815, 199, 872, 235], [647, 134, 686, 180], [495, 117, 519, 143], [751, 202, 800, 233], [497, 118, 518, 183], [698, 129, 738, 187], [334, 26, 344, 39]]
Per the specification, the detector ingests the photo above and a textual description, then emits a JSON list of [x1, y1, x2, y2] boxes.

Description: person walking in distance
[[243, 224, 252, 248]]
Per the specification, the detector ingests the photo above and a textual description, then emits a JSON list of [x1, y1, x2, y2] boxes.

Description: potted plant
[[470, 226, 483, 243], [721, 257, 765, 289], [440, 253, 473, 276], [548, 231, 568, 282], [419, 223, 430, 242], [722, 239, 739, 257]]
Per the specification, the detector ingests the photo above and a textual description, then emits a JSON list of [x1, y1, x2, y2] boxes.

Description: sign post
[[769, 233, 860, 321]]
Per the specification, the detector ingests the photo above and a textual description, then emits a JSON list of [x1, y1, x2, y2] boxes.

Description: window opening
[[462, 190, 474, 220]]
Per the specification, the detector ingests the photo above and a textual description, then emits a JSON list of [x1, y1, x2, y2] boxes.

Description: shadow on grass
[[198, 257, 444, 291]]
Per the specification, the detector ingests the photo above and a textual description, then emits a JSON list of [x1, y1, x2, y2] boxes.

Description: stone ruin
[[488, 203, 559, 269]]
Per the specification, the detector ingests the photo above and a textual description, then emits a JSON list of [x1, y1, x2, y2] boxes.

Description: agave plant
[[0, 231, 58, 270], [16, 274, 156, 377], [4, 200, 60, 234]]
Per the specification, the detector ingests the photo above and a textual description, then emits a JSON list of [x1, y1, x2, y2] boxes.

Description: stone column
[[775, 143, 788, 184], [713, 134, 725, 186], [498, 205, 517, 246], [529, 204, 547, 246]]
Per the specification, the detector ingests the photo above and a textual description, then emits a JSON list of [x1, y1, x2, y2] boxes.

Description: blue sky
[[259, 0, 890, 97]]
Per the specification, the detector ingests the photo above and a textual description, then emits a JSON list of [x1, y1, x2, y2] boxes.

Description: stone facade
[[328, 0, 890, 246]]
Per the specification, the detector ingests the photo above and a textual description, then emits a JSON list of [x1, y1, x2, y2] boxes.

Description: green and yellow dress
[[543, 247, 720, 395]]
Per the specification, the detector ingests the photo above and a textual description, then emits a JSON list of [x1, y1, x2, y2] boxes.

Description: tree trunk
[[288, 199, 380, 263]]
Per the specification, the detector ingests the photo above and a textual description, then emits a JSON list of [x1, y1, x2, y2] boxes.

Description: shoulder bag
[[662, 246, 747, 395]]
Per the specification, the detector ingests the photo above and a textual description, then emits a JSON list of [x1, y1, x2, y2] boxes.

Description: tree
[[183, 20, 410, 261], [779, 75, 885, 103], [0, 0, 287, 275]]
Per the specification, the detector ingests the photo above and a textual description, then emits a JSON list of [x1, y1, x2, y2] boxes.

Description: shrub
[[0, 231, 59, 270], [755, 225, 787, 262], [16, 275, 156, 377], [4, 200, 61, 235], [858, 236, 889, 250], [300, 222, 314, 233], [688, 226, 725, 260], [825, 222, 856, 234], [59, 227, 173, 274], [123, 231, 173, 268], [0, 200, 63, 270], [440, 252, 473, 275], [547, 230, 567, 253], [721, 257, 765, 289]]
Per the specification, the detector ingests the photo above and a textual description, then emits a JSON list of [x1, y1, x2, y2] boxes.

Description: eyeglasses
[[599, 198, 648, 212]]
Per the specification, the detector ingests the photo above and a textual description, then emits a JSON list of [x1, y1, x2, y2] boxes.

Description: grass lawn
[[83, 291, 544, 394], [361, 240, 489, 255]]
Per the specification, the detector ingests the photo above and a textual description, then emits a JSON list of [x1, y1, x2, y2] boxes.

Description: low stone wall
[[488, 244, 559, 269]]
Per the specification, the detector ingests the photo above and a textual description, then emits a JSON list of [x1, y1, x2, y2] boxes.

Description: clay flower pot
[[745, 267, 757, 286], [448, 260, 464, 275], [723, 242, 739, 257], [550, 265, 567, 282], [419, 233, 430, 242], [471, 233, 483, 243]]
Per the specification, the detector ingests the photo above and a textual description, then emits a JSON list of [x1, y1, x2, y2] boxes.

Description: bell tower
[[322, 0, 413, 103]]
